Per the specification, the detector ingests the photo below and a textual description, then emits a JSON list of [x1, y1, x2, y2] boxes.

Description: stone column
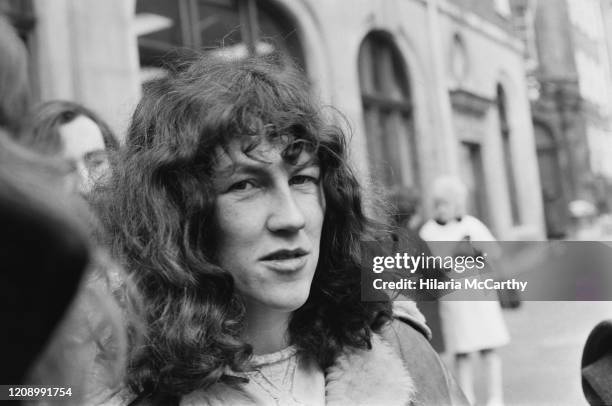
[[426, 0, 459, 176], [33, 0, 141, 141]]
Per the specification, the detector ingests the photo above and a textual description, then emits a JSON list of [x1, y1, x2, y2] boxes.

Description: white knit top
[[181, 346, 325, 406]]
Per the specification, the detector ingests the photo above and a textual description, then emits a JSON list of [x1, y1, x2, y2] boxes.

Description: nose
[[266, 185, 306, 234]]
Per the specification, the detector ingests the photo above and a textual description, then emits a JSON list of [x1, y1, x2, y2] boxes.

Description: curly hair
[[19, 100, 119, 155], [96, 54, 391, 400]]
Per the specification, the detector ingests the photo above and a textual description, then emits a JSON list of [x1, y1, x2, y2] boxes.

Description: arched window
[[135, 0, 304, 75], [496, 84, 521, 224], [358, 32, 417, 189]]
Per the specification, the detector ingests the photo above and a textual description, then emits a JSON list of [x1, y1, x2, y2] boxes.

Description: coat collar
[[325, 334, 415, 406], [180, 333, 416, 406]]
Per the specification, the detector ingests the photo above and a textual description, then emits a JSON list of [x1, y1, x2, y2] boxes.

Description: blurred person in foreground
[[0, 16, 133, 404], [95, 54, 469, 405], [20, 100, 119, 195], [420, 176, 510, 406], [0, 18, 136, 402], [0, 133, 138, 405]]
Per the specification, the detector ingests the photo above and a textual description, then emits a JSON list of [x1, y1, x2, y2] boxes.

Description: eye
[[88, 157, 107, 170], [84, 152, 109, 171], [290, 174, 320, 186], [228, 179, 258, 192]]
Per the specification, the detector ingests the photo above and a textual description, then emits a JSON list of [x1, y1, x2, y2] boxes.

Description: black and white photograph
[[2, 0, 612, 405]]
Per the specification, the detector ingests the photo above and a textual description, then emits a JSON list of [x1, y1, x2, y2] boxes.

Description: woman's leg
[[455, 352, 475, 405], [481, 348, 504, 406]]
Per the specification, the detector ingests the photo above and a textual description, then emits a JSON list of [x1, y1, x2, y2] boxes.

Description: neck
[[243, 304, 292, 355]]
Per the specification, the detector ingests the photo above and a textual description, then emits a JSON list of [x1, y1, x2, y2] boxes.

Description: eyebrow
[[214, 163, 267, 179], [214, 148, 320, 170], [214, 159, 320, 179]]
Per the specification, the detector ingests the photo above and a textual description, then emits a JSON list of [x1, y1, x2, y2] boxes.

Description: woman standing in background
[[420, 176, 510, 406]]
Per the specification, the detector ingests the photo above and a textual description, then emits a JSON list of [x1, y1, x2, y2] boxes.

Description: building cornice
[[449, 88, 494, 116], [435, 0, 524, 54]]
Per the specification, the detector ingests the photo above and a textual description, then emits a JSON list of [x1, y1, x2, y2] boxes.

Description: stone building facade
[[4, 0, 545, 239], [512, 0, 612, 237]]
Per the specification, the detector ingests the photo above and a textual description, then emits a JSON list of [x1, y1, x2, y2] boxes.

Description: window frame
[[136, 0, 304, 69], [497, 84, 522, 225], [358, 32, 419, 189]]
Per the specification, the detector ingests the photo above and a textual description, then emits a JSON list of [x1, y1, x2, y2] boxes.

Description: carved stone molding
[[449, 88, 494, 117]]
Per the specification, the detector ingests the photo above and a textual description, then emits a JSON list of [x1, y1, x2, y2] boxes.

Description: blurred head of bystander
[[389, 185, 423, 230], [430, 175, 468, 224], [20, 100, 119, 195]]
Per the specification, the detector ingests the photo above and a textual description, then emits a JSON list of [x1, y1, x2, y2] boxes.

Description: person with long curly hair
[[97, 54, 468, 406]]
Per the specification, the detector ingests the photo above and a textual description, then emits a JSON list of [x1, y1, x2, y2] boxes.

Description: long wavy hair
[[96, 54, 391, 401]]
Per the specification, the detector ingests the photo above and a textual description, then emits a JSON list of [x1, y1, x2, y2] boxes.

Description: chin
[[268, 291, 311, 313]]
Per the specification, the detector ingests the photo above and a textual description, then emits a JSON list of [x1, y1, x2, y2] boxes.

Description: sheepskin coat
[[178, 319, 467, 406]]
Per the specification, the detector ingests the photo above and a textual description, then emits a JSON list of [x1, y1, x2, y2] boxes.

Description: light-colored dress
[[420, 215, 510, 354]]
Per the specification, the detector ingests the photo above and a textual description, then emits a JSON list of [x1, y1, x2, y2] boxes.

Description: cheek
[[215, 204, 243, 252], [303, 192, 326, 238], [214, 198, 264, 260], [215, 203, 238, 239], [214, 210, 248, 284]]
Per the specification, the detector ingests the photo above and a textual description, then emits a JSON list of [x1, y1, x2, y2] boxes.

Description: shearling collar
[[325, 333, 415, 406], [180, 333, 415, 406]]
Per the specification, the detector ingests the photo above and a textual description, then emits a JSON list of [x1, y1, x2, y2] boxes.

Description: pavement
[[440, 301, 612, 406]]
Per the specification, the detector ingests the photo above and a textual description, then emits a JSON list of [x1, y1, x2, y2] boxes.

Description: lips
[[259, 248, 309, 273], [260, 248, 308, 261]]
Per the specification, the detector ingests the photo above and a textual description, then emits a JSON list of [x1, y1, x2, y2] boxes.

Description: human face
[[213, 139, 325, 316], [58, 115, 109, 195]]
